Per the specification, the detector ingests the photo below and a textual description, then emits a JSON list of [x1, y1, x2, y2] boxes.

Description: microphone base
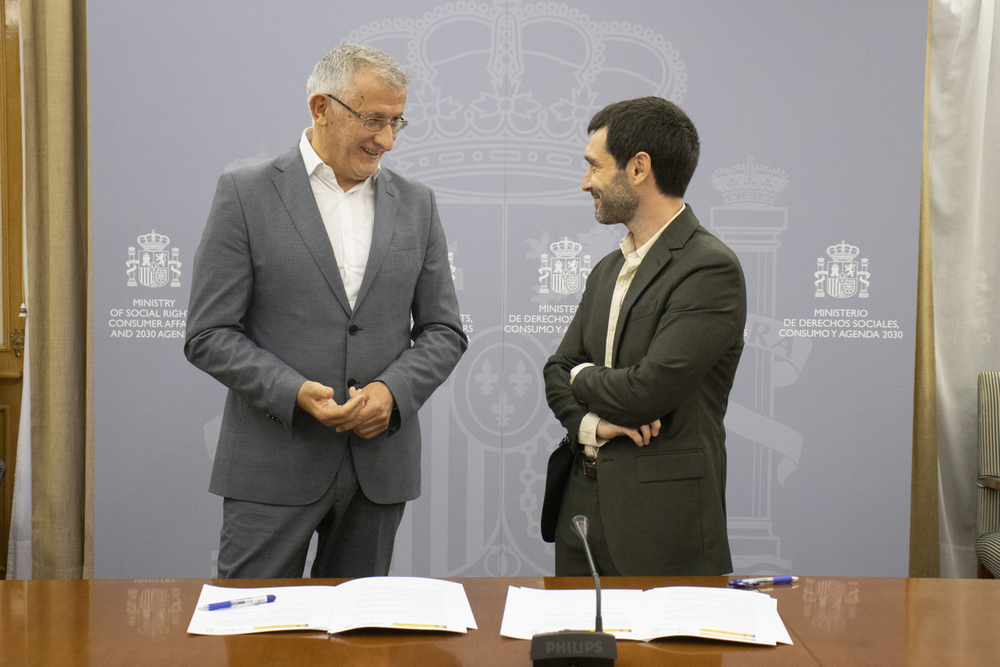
[[529, 630, 617, 666]]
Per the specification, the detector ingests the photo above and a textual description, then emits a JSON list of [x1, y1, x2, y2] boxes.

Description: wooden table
[[2, 576, 999, 666]]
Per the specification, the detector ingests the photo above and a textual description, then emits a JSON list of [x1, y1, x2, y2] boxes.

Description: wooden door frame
[[0, 0, 25, 579]]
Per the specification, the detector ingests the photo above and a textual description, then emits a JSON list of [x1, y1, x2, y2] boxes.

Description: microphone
[[529, 514, 617, 666], [571, 515, 603, 633]]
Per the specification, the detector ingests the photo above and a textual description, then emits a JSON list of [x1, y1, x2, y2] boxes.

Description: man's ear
[[308, 94, 330, 124], [628, 152, 653, 187]]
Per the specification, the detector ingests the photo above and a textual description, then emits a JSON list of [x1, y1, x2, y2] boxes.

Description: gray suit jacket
[[544, 206, 745, 575], [185, 145, 467, 507]]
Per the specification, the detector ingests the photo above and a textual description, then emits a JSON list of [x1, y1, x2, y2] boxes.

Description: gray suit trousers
[[218, 447, 405, 579]]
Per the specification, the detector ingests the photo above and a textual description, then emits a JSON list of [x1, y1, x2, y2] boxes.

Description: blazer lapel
[[271, 147, 352, 315], [610, 206, 700, 363], [354, 170, 399, 310]]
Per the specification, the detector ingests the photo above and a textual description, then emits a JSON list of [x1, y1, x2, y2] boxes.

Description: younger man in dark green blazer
[[544, 97, 746, 576]]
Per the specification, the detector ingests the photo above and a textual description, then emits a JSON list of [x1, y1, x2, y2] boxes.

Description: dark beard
[[594, 170, 639, 226]]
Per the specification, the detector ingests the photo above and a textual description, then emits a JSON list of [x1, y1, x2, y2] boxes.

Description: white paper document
[[326, 577, 476, 634], [500, 585, 792, 646], [187, 577, 476, 636], [499, 586, 647, 640]]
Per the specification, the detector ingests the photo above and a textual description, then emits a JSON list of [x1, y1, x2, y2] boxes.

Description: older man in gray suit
[[185, 44, 467, 579]]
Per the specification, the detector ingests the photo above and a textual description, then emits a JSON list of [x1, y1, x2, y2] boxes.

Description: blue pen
[[728, 576, 798, 588], [198, 594, 277, 611]]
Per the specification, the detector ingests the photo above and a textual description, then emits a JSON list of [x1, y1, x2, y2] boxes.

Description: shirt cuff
[[578, 412, 609, 448], [570, 362, 595, 384]]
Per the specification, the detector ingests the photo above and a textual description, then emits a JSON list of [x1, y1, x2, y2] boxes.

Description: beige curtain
[[910, 0, 939, 578], [22, 0, 92, 579], [926, 0, 1000, 577]]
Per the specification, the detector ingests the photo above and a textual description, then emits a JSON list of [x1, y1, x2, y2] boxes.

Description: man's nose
[[374, 124, 395, 150]]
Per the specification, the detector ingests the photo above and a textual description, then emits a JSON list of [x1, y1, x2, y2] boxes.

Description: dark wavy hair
[[587, 97, 699, 198]]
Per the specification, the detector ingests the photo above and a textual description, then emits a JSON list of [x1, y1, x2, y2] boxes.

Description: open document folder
[[187, 577, 477, 636], [500, 586, 792, 646]]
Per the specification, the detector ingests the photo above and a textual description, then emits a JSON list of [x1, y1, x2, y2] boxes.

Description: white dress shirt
[[299, 128, 378, 310]]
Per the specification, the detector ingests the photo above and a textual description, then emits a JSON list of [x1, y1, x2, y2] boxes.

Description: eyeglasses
[[325, 94, 408, 134]]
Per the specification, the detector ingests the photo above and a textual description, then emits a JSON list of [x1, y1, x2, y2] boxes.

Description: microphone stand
[[530, 515, 617, 666]]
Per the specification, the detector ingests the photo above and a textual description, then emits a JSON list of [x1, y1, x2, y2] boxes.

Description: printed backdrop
[[90, 1, 926, 579]]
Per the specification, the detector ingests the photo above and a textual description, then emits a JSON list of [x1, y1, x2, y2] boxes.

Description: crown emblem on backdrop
[[826, 240, 860, 263], [348, 1, 688, 198], [711, 156, 789, 208], [814, 240, 870, 299], [127, 230, 182, 289], [539, 236, 591, 295], [137, 230, 170, 252], [549, 237, 583, 259]]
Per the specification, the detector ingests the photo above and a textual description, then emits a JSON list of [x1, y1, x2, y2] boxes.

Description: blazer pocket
[[626, 301, 660, 323], [636, 449, 706, 482], [390, 232, 421, 251]]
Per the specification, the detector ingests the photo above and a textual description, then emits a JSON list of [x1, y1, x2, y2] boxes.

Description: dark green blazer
[[544, 205, 746, 575]]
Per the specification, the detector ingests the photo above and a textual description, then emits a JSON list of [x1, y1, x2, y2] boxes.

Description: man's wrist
[[578, 412, 602, 446], [570, 362, 595, 385]]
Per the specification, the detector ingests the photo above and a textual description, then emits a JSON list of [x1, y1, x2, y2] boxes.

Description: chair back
[[976, 372, 1000, 576]]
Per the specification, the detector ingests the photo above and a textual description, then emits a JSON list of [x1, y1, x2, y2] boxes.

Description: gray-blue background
[[91, 1, 925, 578]]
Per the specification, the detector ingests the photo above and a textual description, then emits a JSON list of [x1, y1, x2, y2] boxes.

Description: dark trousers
[[218, 446, 405, 579], [554, 457, 621, 577]]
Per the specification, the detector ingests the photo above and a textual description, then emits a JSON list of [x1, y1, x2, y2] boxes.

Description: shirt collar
[[299, 128, 381, 191], [620, 203, 686, 259]]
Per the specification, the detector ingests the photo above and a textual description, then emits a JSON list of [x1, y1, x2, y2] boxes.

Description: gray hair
[[306, 43, 409, 99]]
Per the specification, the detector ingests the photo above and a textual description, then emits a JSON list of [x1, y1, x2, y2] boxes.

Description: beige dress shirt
[[573, 204, 686, 458]]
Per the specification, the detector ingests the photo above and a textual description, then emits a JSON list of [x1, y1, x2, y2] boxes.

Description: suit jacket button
[[347, 378, 357, 387], [349, 325, 359, 335]]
